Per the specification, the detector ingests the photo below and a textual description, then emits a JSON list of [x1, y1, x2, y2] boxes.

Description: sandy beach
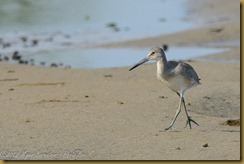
[[0, 0, 240, 160]]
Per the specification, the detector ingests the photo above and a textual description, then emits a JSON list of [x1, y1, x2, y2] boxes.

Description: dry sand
[[0, 0, 240, 160]]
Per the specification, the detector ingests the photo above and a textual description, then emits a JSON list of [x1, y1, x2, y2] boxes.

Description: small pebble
[[12, 51, 21, 60], [106, 22, 120, 32], [50, 63, 58, 67], [225, 119, 240, 126], [25, 119, 31, 123], [32, 39, 38, 46], [210, 27, 224, 33], [176, 147, 181, 150], [203, 143, 209, 147], [40, 61, 46, 66], [203, 96, 211, 99], [8, 70, 15, 73], [117, 101, 124, 105], [20, 36, 27, 42], [3, 56, 9, 61], [3, 43, 11, 48], [162, 44, 168, 51], [19, 60, 28, 64], [159, 96, 167, 99], [104, 74, 113, 78]]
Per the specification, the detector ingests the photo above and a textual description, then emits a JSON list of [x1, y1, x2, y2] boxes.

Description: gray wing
[[165, 61, 200, 84], [181, 62, 201, 84]]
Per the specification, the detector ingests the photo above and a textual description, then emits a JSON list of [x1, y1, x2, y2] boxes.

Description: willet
[[129, 47, 201, 131]]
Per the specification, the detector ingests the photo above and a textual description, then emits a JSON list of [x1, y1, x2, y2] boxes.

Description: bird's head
[[129, 47, 165, 71]]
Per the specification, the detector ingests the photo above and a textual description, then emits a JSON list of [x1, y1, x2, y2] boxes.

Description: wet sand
[[0, 0, 240, 160]]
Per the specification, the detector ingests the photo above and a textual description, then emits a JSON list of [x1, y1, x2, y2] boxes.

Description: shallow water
[[0, 0, 194, 40], [0, 0, 233, 69], [18, 47, 227, 68]]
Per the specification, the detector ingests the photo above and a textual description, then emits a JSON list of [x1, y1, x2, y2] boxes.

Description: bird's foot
[[164, 125, 174, 131], [184, 116, 199, 129], [158, 124, 174, 132], [160, 126, 180, 132], [164, 127, 172, 131]]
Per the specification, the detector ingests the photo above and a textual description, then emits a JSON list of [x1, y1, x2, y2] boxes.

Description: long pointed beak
[[129, 58, 149, 71]]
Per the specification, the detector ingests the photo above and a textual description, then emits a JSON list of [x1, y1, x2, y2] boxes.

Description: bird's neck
[[156, 58, 167, 76]]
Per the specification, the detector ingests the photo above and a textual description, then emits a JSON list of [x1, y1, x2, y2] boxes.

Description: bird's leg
[[165, 96, 182, 131], [176, 92, 199, 129], [181, 97, 199, 129]]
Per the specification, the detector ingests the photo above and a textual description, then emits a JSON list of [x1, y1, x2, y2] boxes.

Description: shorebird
[[129, 47, 201, 131]]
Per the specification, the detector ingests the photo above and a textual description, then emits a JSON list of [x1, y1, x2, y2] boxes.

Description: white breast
[[157, 74, 188, 93]]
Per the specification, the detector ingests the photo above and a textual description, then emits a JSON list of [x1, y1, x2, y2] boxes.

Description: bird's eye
[[151, 52, 155, 55]]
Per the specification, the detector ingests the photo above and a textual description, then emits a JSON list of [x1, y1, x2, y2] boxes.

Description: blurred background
[[0, 0, 230, 68]]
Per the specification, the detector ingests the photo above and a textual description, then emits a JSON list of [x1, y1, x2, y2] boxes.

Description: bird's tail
[[198, 78, 201, 84]]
